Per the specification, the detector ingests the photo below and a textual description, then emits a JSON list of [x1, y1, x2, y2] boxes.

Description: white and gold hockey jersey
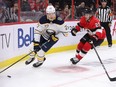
[[34, 15, 68, 41]]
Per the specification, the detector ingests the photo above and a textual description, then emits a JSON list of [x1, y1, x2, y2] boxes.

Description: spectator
[[21, 0, 31, 11], [84, 0, 95, 8], [90, 2, 97, 13], [75, 2, 85, 18], [3, 0, 13, 8], [60, 4, 71, 20], [54, 2, 61, 16], [28, 0, 36, 12], [35, 0, 46, 13], [5, 1, 18, 23], [74, 0, 85, 6], [0, 2, 6, 23]]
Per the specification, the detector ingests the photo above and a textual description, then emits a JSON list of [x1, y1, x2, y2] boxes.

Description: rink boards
[[0, 20, 116, 68]]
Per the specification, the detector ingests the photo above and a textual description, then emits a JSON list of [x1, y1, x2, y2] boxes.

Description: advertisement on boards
[[111, 20, 116, 38], [0, 20, 116, 61]]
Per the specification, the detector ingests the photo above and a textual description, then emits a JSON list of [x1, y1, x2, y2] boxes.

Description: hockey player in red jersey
[[70, 8, 106, 64]]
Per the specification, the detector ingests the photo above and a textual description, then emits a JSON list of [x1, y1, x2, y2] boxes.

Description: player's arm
[[71, 21, 83, 36], [58, 23, 69, 37], [89, 21, 103, 42], [34, 22, 44, 41], [71, 17, 85, 36], [57, 17, 69, 37], [33, 21, 46, 52]]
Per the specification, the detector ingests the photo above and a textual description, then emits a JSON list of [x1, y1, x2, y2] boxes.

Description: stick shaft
[[0, 51, 34, 73], [93, 45, 111, 80]]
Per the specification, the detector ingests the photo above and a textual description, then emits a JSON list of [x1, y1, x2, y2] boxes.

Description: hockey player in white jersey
[[25, 5, 68, 67]]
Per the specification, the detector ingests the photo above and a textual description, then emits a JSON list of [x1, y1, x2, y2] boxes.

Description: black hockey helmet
[[84, 8, 93, 14], [100, 0, 107, 2]]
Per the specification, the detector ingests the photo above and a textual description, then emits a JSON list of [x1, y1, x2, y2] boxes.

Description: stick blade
[[110, 77, 116, 81]]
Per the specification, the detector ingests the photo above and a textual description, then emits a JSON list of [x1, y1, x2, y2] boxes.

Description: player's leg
[[76, 33, 91, 54], [25, 36, 47, 65], [70, 41, 92, 64], [33, 35, 59, 67], [70, 34, 91, 64], [25, 43, 36, 65], [33, 49, 46, 67]]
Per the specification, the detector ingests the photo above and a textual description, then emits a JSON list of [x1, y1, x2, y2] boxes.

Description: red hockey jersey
[[75, 16, 106, 39]]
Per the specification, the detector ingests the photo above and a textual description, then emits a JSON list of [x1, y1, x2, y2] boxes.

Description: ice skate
[[33, 57, 46, 67], [70, 57, 79, 65], [25, 57, 35, 65], [25, 51, 36, 65]]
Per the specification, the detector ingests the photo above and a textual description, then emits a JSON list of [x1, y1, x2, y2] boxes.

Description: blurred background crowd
[[0, 0, 116, 23]]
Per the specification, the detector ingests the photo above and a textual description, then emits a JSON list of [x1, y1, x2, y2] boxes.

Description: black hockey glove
[[33, 42, 41, 52], [71, 28, 78, 36], [90, 35, 98, 43]]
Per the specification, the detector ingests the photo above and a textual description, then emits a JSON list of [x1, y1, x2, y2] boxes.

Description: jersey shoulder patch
[[39, 15, 50, 24], [57, 17, 63, 21]]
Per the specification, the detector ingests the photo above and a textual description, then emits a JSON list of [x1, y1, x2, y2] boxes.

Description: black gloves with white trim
[[71, 28, 78, 36]]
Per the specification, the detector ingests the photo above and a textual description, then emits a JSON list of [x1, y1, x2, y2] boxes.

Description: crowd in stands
[[50, 0, 113, 20], [21, 0, 46, 12], [0, 0, 18, 23], [20, 0, 46, 22], [0, 0, 115, 23]]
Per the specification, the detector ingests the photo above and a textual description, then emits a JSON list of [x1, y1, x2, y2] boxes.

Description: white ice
[[0, 45, 116, 87]]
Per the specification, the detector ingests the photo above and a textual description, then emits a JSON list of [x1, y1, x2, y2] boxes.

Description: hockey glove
[[71, 28, 78, 36], [33, 42, 41, 52], [50, 34, 59, 42], [90, 35, 98, 42]]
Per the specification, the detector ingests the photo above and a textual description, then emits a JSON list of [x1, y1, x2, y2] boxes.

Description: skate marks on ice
[[0, 45, 116, 87], [52, 65, 89, 73]]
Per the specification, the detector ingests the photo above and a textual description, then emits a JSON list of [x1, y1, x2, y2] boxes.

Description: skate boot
[[33, 57, 46, 67], [25, 58, 35, 65], [70, 57, 80, 65], [25, 51, 36, 65]]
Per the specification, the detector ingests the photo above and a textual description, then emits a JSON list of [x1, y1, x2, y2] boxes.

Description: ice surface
[[0, 45, 116, 87]]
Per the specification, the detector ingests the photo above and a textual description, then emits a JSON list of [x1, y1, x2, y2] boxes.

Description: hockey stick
[[0, 51, 34, 74], [0, 39, 51, 74], [93, 44, 116, 81]]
